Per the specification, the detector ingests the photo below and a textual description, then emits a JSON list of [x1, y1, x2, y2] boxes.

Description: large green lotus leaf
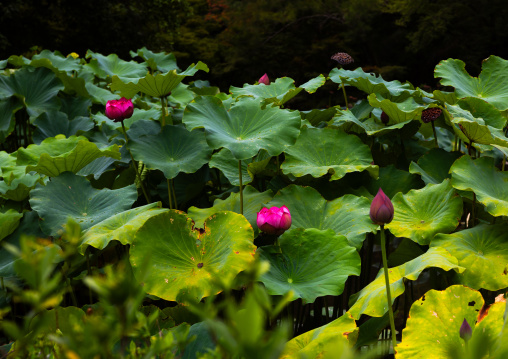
[[110, 61, 209, 98], [0, 151, 16, 176], [446, 103, 508, 146], [129, 125, 211, 180], [0, 173, 43, 201], [29, 51, 88, 97], [80, 203, 169, 253], [230, 77, 304, 106], [329, 67, 416, 100], [130, 47, 180, 73], [16, 135, 120, 177], [299, 74, 327, 94], [430, 224, 508, 291], [59, 96, 92, 120], [29, 172, 137, 236], [386, 180, 463, 245], [435, 56, 508, 110], [457, 97, 507, 129], [258, 228, 361, 304], [188, 186, 273, 234], [348, 247, 464, 320], [209, 148, 253, 186], [183, 96, 301, 160], [409, 148, 462, 185], [365, 165, 423, 199], [85, 50, 148, 82], [368, 93, 424, 123], [300, 108, 336, 127], [0, 67, 63, 117], [129, 210, 256, 301], [33, 111, 94, 144], [0, 209, 23, 241], [281, 127, 378, 181], [265, 185, 377, 249], [0, 97, 23, 138], [281, 312, 358, 359], [450, 156, 508, 217], [331, 108, 414, 136], [396, 285, 503, 359]]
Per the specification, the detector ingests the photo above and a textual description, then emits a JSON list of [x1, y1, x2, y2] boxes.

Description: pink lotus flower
[[105, 97, 134, 122], [258, 73, 270, 85], [257, 205, 291, 235], [370, 188, 394, 225]]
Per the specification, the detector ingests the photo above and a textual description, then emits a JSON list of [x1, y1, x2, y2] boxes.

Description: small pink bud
[[459, 318, 472, 341], [105, 97, 134, 122], [370, 188, 394, 225], [258, 73, 270, 85], [256, 205, 291, 235]]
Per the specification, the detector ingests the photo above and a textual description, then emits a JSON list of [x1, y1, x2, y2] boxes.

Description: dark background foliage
[[1, 0, 507, 100]]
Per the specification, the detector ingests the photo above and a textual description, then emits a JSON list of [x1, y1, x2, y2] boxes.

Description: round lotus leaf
[[281, 127, 377, 181], [258, 228, 360, 304], [368, 93, 424, 124], [80, 203, 169, 253], [230, 77, 303, 106], [0, 97, 23, 139], [84, 50, 148, 82], [131, 47, 180, 73], [349, 247, 464, 320], [129, 125, 212, 180], [450, 156, 508, 217], [457, 97, 507, 129], [129, 210, 256, 301], [0, 172, 43, 201], [188, 185, 273, 235], [110, 61, 208, 98], [431, 224, 508, 291], [16, 135, 121, 177], [435, 56, 508, 111], [0, 209, 23, 241], [281, 312, 358, 359], [329, 67, 416, 101], [409, 148, 462, 185], [0, 66, 63, 118], [386, 180, 463, 245], [265, 185, 377, 249], [396, 285, 502, 359], [33, 111, 94, 144], [183, 96, 301, 160], [29, 172, 138, 236]]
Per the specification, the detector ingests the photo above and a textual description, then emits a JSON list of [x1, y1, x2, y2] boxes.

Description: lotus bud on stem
[[370, 188, 397, 351]]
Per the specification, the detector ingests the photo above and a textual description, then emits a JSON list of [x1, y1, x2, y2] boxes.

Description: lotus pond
[[0, 49, 507, 358]]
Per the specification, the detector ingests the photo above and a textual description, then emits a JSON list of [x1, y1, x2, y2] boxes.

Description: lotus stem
[[121, 121, 151, 203], [160, 97, 166, 127], [503, 155, 506, 171], [380, 225, 397, 351], [431, 121, 439, 148], [340, 82, 349, 109], [171, 179, 177, 209], [167, 178, 173, 209], [239, 160, 244, 215], [86, 249, 93, 304]]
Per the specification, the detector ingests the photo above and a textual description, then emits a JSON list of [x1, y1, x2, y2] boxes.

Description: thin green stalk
[[86, 249, 93, 304], [160, 96, 166, 127], [340, 83, 349, 109], [380, 226, 397, 351], [503, 155, 506, 172], [171, 178, 177, 209], [167, 178, 173, 209], [431, 121, 439, 148], [239, 160, 244, 215], [121, 121, 150, 203]]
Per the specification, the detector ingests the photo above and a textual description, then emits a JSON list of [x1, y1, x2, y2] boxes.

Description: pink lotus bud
[[459, 318, 472, 341], [256, 205, 291, 235], [370, 188, 394, 225], [380, 111, 389, 125], [105, 97, 134, 122], [258, 73, 270, 85]]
